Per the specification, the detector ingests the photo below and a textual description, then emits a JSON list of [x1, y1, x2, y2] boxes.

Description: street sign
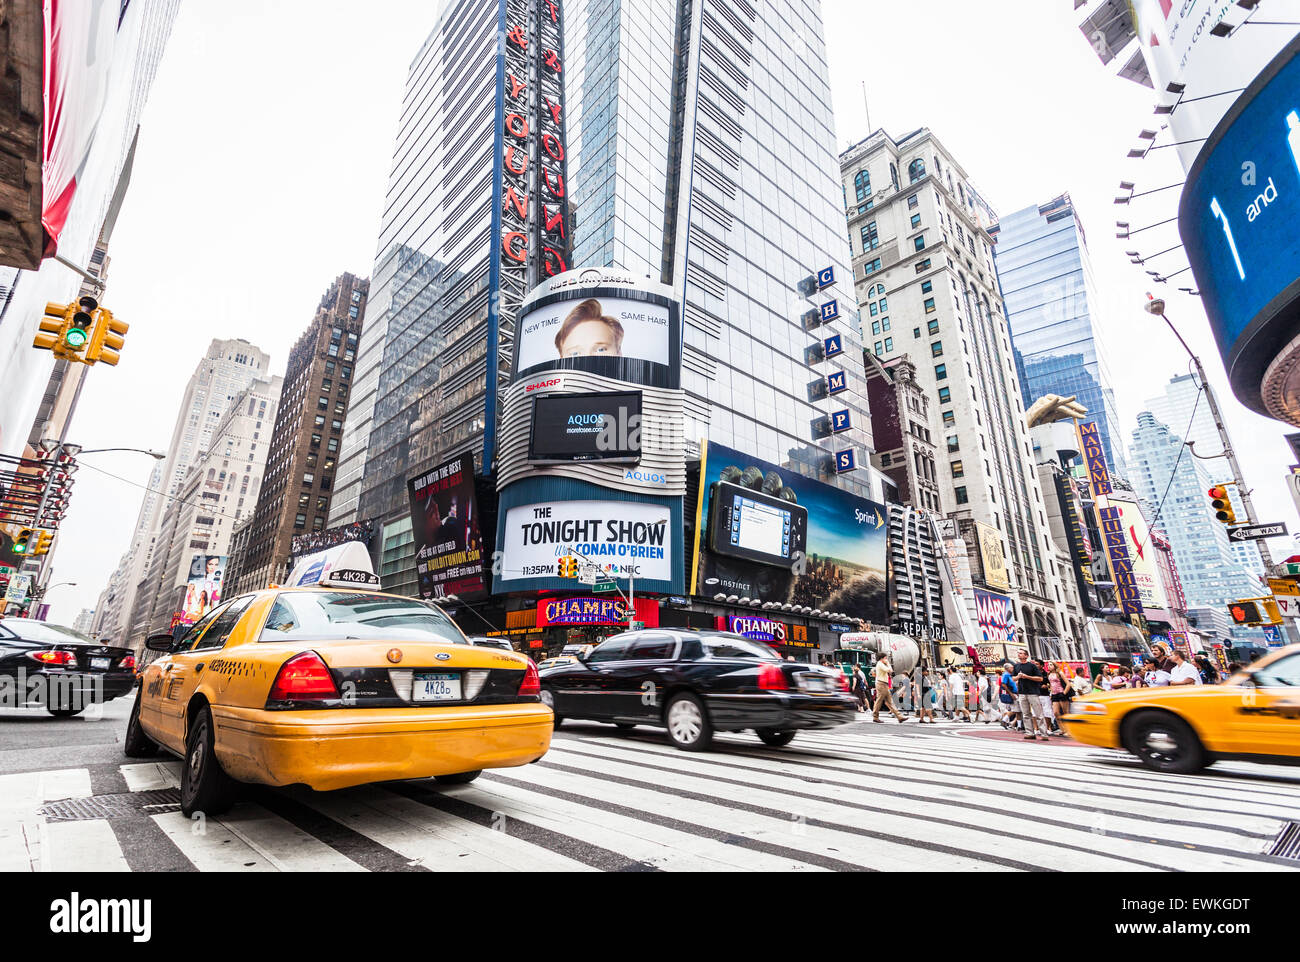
[[1227, 521, 1288, 541], [4, 573, 31, 604], [593, 581, 618, 593], [629, 620, 645, 631], [577, 566, 598, 585], [1269, 578, 1300, 596], [1273, 594, 1299, 618]]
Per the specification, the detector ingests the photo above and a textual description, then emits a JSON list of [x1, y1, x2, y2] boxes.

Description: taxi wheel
[[123, 689, 158, 758], [756, 729, 796, 747], [434, 770, 482, 785], [181, 706, 237, 817], [665, 693, 713, 752], [1127, 711, 1205, 774]]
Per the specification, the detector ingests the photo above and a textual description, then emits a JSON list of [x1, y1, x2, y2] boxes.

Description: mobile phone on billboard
[[707, 481, 808, 568]]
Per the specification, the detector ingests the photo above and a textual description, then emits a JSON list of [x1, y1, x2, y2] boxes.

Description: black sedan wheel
[[123, 689, 158, 758], [47, 705, 84, 718], [180, 706, 237, 817], [664, 693, 713, 751], [756, 729, 796, 747], [434, 770, 482, 785], [1128, 711, 1205, 774]]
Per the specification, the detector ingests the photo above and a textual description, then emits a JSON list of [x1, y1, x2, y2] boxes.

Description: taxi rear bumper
[[210, 702, 553, 792]]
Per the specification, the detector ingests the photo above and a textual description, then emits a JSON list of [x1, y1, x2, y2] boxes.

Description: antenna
[[862, 80, 872, 133]]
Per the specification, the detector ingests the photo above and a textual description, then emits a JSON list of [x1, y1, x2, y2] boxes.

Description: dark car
[[539, 629, 856, 750], [0, 618, 136, 717]]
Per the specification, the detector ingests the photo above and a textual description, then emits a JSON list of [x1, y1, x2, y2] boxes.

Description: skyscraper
[[1128, 411, 1264, 634], [227, 274, 369, 595], [838, 127, 1078, 656], [990, 194, 1127, 479], [96, 338, 270, 644]]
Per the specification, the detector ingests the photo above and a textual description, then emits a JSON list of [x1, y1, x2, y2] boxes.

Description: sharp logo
[[50, 893, 151, 942], [525, 378, 562, 392]]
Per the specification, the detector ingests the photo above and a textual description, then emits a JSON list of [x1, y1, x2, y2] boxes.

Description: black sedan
[[0, 618, 136, 716], [538, 629, 856, 750]]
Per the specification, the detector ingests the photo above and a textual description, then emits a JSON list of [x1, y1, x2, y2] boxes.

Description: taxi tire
[[756, 729, 797, 747], [664, 692, 713, 752], [434, 770, 482, 785], [123, 689, 158, 758], [181, 706, 237, 817], [1127, 710, 1205, 774]]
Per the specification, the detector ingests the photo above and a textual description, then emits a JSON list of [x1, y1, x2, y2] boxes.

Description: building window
[[321, 379, 332, 392], [303, 472, 314, 486], [921, 280, 933, 294], [934, 363, 947, 380], [942, 410, 955, 427], [910, 214, 922, 229], [938, 386, 951, 403], [955, 486, 968, 505], [878, 297, 887, 312], [869, 302, 878, 317], [928, 319, 940, 335], [874, 341, 883, 355], [880, 317, 890, 331], [298, 494, 310, 509], [295, 514, 307, 528], [908, 158, 926, 183], [862, 258, 882, 276], [871, 321, 881, 335], [854, 168, 871, 201], [924, 297, 936, 313], [931, 341, 943, 357], [318, 396, 328, 409], [947, 435, 960, 452], [951, 460, 964, 478], [914, 234, 926, 252], [327, 437, 339, 453], [913, 327, 921, 338], [915, 258, 932, 273], [315, 415, 326, 427], [312, 515, 326, 531], [311, 433, 321, 448], [861, 222, 878, 250], [907, 193, 918, 209], [884, 337, 893, 351]]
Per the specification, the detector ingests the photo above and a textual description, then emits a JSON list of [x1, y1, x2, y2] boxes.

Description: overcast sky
[[44, 0, 1300, 623]]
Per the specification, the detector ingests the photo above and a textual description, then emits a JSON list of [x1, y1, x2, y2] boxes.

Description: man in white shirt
[[947, 669, 972, 721], [1169, 649, 1203, 686]]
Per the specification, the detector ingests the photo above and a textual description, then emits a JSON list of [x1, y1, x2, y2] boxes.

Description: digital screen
[[528, 391, 642, 463], [1180, 41, 1300, 384], [728, 495, 792, 559]]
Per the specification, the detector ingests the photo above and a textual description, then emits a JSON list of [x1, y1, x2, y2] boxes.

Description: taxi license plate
[[413, 672, 460, 702], [90, 657, 110, 670]]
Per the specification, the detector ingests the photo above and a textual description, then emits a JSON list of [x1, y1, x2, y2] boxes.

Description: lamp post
[[1144, 295, 1275, 573]]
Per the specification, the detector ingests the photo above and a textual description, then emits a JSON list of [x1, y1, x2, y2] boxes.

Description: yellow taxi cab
[[1062, 644, 1300, 773], [124, 544, 552, 816]]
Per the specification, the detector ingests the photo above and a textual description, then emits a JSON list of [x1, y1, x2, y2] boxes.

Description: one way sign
[[1228, 522, 1289, 541]]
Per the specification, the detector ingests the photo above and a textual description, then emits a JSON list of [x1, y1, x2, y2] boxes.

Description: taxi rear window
[[258, 592, 465, 644]]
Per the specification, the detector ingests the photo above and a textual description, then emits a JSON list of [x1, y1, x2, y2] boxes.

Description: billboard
[[974, 522, 1009, 591], [500, 498, 672, 585], [1179, 38, 1300, 415], [536, 596, 660, 628], [407, 453, 488, 602], [973, 587, 1016, 647], [290, 519, 375, 563], [177, 555, 226, 626], [529, 391, 642, 463], [693, 442, 888, 624], [1107, 495, 1170, 612]]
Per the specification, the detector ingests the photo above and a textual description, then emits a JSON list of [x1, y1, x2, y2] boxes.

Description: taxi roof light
[[268, 651, 338, 702]]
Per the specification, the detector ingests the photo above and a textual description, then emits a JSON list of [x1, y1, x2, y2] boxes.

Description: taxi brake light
[[268, 651, 338, 701], [518, 660, 541, 697], [758, 663, 788, 690]]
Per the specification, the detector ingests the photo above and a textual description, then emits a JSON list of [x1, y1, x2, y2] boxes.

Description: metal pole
[[31, 371, 88, 596]]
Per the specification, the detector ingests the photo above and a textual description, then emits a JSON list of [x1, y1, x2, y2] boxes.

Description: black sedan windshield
[[258, 592, 464, 644]]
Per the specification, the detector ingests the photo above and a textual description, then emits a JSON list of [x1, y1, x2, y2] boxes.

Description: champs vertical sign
[[1076, 420, 1143, 617], [489, 0, 572, 475]]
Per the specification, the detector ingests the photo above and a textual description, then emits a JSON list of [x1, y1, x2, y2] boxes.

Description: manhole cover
[[1268, 821, 1300, 860], [40, 789, 181, 822]]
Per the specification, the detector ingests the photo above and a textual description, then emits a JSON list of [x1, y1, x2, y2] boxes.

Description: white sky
[[44, 0, 1300, 623]]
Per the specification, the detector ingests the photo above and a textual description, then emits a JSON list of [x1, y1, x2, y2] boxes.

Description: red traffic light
[[1208, 485, 1228, 500]]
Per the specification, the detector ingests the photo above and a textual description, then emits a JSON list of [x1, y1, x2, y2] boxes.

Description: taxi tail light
[[29, 649, 75, 666], [758, 663, 788, 690], [268, 651, 338, 701], [518, 660, 541, 698]]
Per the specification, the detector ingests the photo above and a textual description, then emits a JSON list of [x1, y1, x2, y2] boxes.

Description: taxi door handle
[[195, 664, 204, 674]]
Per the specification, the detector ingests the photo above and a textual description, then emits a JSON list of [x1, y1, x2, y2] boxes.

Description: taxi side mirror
[[145, 631, 176, 653]]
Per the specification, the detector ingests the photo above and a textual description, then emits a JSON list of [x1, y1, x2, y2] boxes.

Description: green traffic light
[[64, 328, 88, 349]]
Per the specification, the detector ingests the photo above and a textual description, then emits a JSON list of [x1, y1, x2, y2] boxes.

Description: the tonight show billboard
[[692, 442, 888, 624], [407, 453, 488, 603]]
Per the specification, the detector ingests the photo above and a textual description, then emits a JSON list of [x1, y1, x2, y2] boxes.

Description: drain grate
[[40, 789, 181, 822], [1268, 821, 1300, 860]]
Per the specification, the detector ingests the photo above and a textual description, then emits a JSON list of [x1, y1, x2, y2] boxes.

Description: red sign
[[536, 596, 659, 628]]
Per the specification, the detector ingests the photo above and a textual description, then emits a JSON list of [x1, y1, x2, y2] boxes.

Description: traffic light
[[1208, 484, 1237, 525], [86, 306, 128, 365], [62, 296, 95, 354], [31, 531, 54, 555], [32, 297, 96, 360], [1228, 598, 1283, 626], [34, 302, 70, 354], [558, 555, 579, 578], [12, 528, 33, 554]]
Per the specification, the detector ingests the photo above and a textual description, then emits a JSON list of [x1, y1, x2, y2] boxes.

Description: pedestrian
[[1142, 656, 1171, 687], [1194, 654, 1220, 685], [1010, 650, 1049, 740], [912, 668, 934, 724], [999, 661, 1019, 730], [1072, 670, 1093, 698], [975, 670, 993, 724], [920, 666, 938, 723], [948, 666, 972, 722], [1151, 642, 1176, 673], [1036, 660, 1059, 733], [872, 652, 907, 723], [1049, 662, 1072, 731], [1169, 649, 1202, 686], [1116, 665, 1136, 688], [852, 664, 869, 711]]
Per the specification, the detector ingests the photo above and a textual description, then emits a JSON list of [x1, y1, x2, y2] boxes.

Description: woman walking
[[1049, 662, 1072, 731]]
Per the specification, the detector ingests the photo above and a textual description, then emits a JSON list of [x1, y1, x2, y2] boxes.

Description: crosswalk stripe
[[460, 775, 832, 872], [210, 805, 366, 872], [0, 768, 96, 873], [549, 738, 1286, 870], [510, 756, 1027, 871], [580, 733, 1286, 843], [41, 820, 129, 872], [120, 761, 180, 793], [289, 785, 594, 872], [151, 810, 281, 872]]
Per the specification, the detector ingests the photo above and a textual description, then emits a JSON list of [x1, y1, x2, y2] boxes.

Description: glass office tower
[[991, 194, 1128, 478]]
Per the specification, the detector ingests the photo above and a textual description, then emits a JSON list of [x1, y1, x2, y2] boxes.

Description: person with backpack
[[999, 661, 1019, 731]]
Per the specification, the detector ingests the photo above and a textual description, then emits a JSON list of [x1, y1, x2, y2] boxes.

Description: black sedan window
[[703, 636, 781, 660], [586, 636, 634, 663], [626, 634, 677, 660], [258, 592, 464, 644]]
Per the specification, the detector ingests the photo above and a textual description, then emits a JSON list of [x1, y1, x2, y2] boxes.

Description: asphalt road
[[2, 697, 1298, 871]]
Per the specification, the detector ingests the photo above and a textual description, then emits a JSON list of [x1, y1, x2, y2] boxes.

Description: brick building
[[226, 274, 368, 593]]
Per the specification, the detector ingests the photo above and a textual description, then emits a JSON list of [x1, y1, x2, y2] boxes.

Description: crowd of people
[[841, 641, 1234, 740]]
